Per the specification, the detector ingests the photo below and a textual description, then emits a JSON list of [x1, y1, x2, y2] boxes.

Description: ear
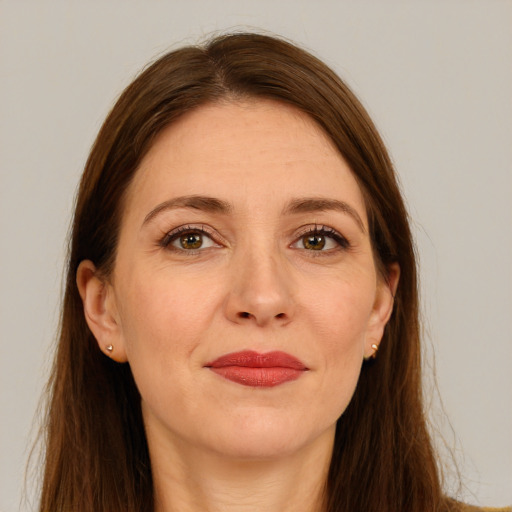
[[76, 260, 128, 363], [364, 263, 400, 359]]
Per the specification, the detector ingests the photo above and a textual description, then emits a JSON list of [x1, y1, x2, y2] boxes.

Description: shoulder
[[446, 500, 511, 512], [455, 505, 511, 512]]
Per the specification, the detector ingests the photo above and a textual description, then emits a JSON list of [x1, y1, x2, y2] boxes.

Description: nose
[[224, 250, 295, 327]]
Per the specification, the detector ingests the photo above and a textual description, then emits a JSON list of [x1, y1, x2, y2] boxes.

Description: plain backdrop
[[1, 1, 511, 510]]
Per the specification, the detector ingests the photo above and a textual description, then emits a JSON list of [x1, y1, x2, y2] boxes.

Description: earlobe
[[76, 260, 128, 363], [364, 263, 400, 359]]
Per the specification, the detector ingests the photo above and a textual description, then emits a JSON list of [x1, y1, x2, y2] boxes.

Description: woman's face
[[81, 99, 396, 460]]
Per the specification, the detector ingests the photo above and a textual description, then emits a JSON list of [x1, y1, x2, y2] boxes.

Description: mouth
[[204, 350, 309, 387]]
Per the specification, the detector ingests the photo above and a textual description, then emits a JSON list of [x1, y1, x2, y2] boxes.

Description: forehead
[[124, 99, 367, 223]]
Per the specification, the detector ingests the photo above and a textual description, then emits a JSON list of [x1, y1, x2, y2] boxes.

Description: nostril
[[236, 311, 286, 321]]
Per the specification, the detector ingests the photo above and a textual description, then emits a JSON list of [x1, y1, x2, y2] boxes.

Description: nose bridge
[[226, 237, 295, 326]]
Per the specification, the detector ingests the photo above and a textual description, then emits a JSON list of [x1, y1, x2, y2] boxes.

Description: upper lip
[[205, 350, 308, 370]]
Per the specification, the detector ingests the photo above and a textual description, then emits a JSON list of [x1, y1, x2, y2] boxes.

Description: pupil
[[181, 233, 202, 249], [305, 235, 325, 250]]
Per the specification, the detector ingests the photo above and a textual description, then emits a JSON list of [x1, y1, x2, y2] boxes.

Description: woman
[[38, 32, 509, 512]]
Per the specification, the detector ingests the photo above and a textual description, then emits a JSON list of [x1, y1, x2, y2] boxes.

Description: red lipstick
[[205, 350, 308, 387]]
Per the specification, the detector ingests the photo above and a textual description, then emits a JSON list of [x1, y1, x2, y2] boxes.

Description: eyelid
[[291, 224, 350, 250], [159, 224, 223, 250], [158, 223, 349, 253]]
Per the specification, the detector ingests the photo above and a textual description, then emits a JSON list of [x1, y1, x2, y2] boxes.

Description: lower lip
[[209, 366, 304, 387]]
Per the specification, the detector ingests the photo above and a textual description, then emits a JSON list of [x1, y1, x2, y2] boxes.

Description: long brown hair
[[39, 32, 449, 511]]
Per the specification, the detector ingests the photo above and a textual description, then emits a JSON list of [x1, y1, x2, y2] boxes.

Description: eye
[[161, 226, 219, 252], [292, 226, 349, 252], [302, 233, 332, 251]]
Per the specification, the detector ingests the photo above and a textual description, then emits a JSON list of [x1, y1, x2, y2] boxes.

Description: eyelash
[[159, 225, 218, 253], [158, 224, 350, 254], [293, 225, 350, 253]]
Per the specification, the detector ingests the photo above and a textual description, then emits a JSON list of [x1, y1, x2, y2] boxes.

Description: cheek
[[115, 269, 223, 368], [113, 271, 222, 415], [305, 272, 376, 352], [301, 272, 375, 413]]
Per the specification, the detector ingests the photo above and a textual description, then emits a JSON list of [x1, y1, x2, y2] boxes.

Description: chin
[[203, 412, 332, 461]]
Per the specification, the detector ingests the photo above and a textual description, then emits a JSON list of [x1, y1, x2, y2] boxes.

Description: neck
[[148, 427, 334, 512]]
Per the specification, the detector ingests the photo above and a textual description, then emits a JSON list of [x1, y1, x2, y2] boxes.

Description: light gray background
[[1, 1, 511, 510]]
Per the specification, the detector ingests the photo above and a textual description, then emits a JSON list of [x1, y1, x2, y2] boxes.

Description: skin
[[77, 99, 398, 512]]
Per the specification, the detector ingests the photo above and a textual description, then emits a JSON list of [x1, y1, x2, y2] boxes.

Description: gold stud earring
[[364, 343, 379, 361]]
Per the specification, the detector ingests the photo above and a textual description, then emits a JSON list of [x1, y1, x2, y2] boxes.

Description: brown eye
[[303, 234, 326, 250], [164, 228, 218, 252], [178, 232, 203, 250], [291, 227, 348, 252]]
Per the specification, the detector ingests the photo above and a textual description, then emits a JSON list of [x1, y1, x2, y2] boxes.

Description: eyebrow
[[282, 197, 366, 233], [142, 195, 232, 226], [142, 194, 365, 233]]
